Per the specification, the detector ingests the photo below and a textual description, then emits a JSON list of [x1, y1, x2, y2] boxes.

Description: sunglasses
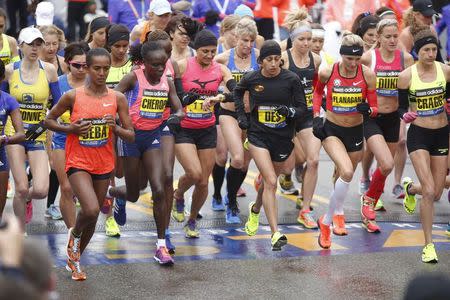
[[69, 61, 87, 69]]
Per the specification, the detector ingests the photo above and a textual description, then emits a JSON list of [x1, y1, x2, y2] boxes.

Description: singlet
[[56, 57, 64, 77], [227, 48, 259, 83], [65, 88, 117, 174], [5, 61, 50, 141], [181, 57, 222, 129], [127, 68, 170, 130], [162, 59, 175, 122], [217, 43, 225, 55], [408, 61, 446, 117], [58, 74, 73, 125], [326, 63, 367, 115], [287, 50, 315, 111], [371, 48, 404, 97], [106, 59, 133, 89], [0, 91, 19, 136], [0, 34, 12, 65]]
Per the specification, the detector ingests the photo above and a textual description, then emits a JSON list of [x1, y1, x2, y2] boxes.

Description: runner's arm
[[115, 92, 135, 143]]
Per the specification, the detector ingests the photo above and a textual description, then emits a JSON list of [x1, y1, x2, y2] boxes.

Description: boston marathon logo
[[376, 70, 400, 96], [414, 87, 445, 117], [79, 118, 109, 147], [331, 86, 363, 113], [139, 89, 168, 119]]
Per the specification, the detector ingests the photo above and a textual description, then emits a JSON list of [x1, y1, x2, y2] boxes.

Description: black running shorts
[[407, 124, 449, 156], [323, 120, 364, 152], [364, 111, 400, 143]]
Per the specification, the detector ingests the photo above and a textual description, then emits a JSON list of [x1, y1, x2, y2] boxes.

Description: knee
[[163, 173, 173, 188], [187, 170, 202, 184], [216, 150, 228, 166], [263, 176, 277, 191], [306, 157, 319, 170], [15, 185, 29, 200], [379, 159, 394, 176], [422, 187, 435, 202], [60, 182, 73, 197], [231, 156, 244, 170], [32, 187, 49, 200], [397, 138, 406, 147], [339, 169, 354, 183], [83, 205, 100, 221]]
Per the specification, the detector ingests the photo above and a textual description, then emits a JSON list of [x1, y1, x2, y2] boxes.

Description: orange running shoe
[[66, 259, 87, 281], [297, 210, 318, 229], [332, 215, 348, 236], [361, 195, 376, 220], [362, 218, 381, 233], [254, 173, 262, 192], [317, 216, 331, 249], [66, 228, 81, 262]]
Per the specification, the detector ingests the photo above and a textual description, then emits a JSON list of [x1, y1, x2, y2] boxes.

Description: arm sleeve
[[108, 0, 120, 24], [233, 75, 248, 117], [398, 88, 409, 118], [313, 80, 326, 115], [0, 81, 9, 93], [49, 81, 61, 108], [174, 78, 185, 100], [291, 76, 307, 118], [366, 89, 377, 108]]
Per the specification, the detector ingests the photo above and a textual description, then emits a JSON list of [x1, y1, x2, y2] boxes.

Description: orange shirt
[[254, 0, 289, 25], [65, 88, 117, 175], [323, 0, 380, 31]]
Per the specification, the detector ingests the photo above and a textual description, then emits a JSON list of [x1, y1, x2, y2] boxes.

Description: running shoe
[[165, 233, 175, 255], [66, 228, 81, 262], [211, 195, 225, 211], [278, 174, 299, 195], [332, 215, 348, 236], [172, 191, 185, 222], [184, 219, 199, 238], [154, 246, 174, 265], [374, 198, 386, 211], [113, 198, 127, 226], [361, 195, 376, 220], [422, 243, 438, 263], [359, 178, 370, 195], [446, 222, 450, 237], [105, 216, 120, 237], [271, 231, 288, 251], [226, 206, 241, 224], [294, 164, 304, 184], [66, 259, 86, 281], [402, 177, 416, 214], [236, 187, 246, 197], [244, 201, 260, 236], [254, 173, 262, 192], [101, 196, 113, 214], [44, 204, 63, 220], [362, 218, 381, 233], [392, 184, 405, 199], [25, 200, 33, 224], [296, 196, 303, 210], [297, 210, 318, 229], [317, 216, 331, 249], [6, 180, 13, 198]]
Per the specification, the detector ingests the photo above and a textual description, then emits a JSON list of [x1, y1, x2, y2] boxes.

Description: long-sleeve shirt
[[108, 0, 150, 31], [323, 0, 380, 31], [192, 0, 241, 19], [436, 4, 450, 59]]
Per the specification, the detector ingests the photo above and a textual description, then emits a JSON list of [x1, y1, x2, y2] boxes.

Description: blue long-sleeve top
[[436, 4, 450, 59], [108, 0, 150, 31]]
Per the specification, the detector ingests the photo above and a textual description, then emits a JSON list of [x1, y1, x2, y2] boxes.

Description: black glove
[[166, 114, 181, 134], [312, 117, 326, 141], [181, 92, 200, 107], [237, 114, 249, 130], [275, 105, 296, 118], [356, 102, 370, 116], [25, 121, 46, 141]]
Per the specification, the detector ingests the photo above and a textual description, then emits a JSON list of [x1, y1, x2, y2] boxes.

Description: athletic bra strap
[[250, 47, 258, 69], [287, 49, 295, 69], [228, 48, 235, 70], [308, 51, 315, 69], [370, 49, 376, 71]]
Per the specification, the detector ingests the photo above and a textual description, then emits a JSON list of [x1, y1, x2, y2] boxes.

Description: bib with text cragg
[[186, 97, 213, 119], [139, 89, 168, 119], [331, 86, 363, 114], [19, 102, 45, 129], [79, 118, 109, 147], [412, 87, 445, 117], [257, 106, 287, 128]]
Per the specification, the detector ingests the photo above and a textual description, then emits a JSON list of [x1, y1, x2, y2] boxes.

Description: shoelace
[[362, 197, 375, 208], [176, 201, 184, 211], [72, 236, 81, 254]]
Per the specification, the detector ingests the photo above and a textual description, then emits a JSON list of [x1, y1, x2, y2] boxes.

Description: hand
[[103, 114, 117, 130], [402, 111, 417, 123], [70, 119, 92, 136], [182, 92, 200, 107], [0, 135, 7, 146], [275, 105, 296, 118], [25, 121, 46, 141], [0, 215, 24, 267], [312, 117, 326, 141], [202, 98, 215, 111], [356, 102, 370, 116], [237, 114, 249, 130], [166, 114, 181, 134]]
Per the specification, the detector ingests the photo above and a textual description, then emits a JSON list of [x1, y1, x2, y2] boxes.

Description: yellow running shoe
[[172, 192, 185, 222], [271, 231, 287, 251], [244, 201, 260, 236], [105, 216, 120, 237], [422, 243, 438, 263], [374, 198, 386, 211], [184, 219, 199, 238], [402, 177, 416, 214], [278, 174, 298, 195]]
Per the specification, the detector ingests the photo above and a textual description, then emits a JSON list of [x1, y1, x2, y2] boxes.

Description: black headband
[[90, 17, 110, 34], [414, 36, 438, 53], [259, 42, 281, 61], [340, 45, 364, 56], [108, 31, 130, 46], [193, 29, 217, 49]]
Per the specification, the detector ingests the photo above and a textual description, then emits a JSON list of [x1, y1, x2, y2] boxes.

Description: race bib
[[331, 86, 362, 114], [376, 70, 400, 97], [257, 106, 286, 128], [59, 110, 71, 124], [139, 89, 168, 119], [414, 87, 445, 117], [305, 87, 314, 110], [186, 99, 213, 119], [79, 118, 109, 147], [19, 102, 45, 129]]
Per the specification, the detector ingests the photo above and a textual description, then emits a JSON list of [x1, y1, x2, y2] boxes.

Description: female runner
[[85, 16, 110, 50]]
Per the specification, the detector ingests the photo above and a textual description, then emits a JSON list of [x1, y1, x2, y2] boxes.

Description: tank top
[[0, 34, 11, 66], [65, 88, 117, 174], [58, 74, 73, 125], [5, 61, 50, 141], [326, 63, 367, 115], [106, 59, 133, 89], [0, 91, 19, 136], [409, 61, 446, 117], [287, 50, 315, 110], [162, 59, 175, 121], [371, 48, 404, 97], [217, 43, 225, 54], [181, 57, 222, 129], [227, 48, 258, 83], [128, 68, 170, 130], [56, 57, 64, 77]]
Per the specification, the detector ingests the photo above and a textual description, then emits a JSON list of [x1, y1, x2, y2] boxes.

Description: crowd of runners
[[0, 0, 448, 283]]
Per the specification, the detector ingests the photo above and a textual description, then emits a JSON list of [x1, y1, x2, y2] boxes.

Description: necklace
[[236, 50, 249, 60]]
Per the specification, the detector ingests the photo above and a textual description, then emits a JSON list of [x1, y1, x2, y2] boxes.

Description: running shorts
[[119, 129, 161, 158], [159, 120, 174, 137], [407, 124, 449, 156], [52, 132, 67, 150], [363, 111, 400, 143], [248, 131, 294, 162], [323, 120, 364, 152], [0, 146, 8, 172], [175, 125, 217, 150], [19, 141, 46, 152], [66, 167, 112, 180]]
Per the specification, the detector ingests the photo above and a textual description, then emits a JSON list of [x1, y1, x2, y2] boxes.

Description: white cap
[[35, 1, 54, 26], [18, 27, 45, 45], [149, 0, 172, 16]]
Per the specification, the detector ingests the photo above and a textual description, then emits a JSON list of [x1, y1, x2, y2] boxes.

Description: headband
[[290, 25, 312, 40], [108, 31, 130, 46], [90, 17, 110, 34], [414, 36, 439, 53], [378, 10, 395, 18], [193, 29, 217, 50], [340, 45, 364, 56], [259, 42, 281, 61], [312, 29, 325, 38]]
